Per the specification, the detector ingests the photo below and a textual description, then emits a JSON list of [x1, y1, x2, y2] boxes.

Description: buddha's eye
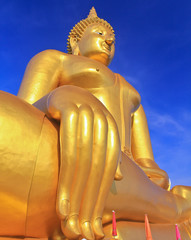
[[95, 31, 103, 36]]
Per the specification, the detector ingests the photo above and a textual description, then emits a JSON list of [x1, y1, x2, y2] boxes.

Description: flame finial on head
[[87, 7, 98, 18]]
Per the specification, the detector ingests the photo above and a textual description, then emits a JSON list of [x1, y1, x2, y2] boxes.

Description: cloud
[[141, 105, 191, 187], [147, 110, 184, 135]]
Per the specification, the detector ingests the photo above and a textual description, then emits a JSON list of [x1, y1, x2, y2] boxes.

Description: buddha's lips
[[102, 42, 111, 51]]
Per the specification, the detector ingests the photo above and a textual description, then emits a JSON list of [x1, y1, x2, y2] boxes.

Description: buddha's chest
[[60, 56, 116, 88]]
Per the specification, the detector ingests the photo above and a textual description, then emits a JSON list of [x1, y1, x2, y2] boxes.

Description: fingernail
[[81, 221, 94, 240], [61, 215, 80, 239], [93, 217, 105, 239]]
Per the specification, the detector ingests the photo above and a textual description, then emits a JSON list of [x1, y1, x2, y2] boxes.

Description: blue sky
[[0, 0, 191, 187]]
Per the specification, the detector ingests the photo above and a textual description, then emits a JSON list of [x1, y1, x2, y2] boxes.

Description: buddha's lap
[[0, 92, 183, 237]]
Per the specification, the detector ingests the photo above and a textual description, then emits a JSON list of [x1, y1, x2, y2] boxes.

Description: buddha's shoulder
[[115, 73, 141, 106], [29, 49, 68, 62]]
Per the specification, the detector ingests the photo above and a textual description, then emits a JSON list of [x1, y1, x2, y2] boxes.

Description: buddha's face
[[76, 23, 115, 66]]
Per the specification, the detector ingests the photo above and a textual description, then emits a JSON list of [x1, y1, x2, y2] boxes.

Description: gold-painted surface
[[1, 7, 191, 240], [25, 117, 60, 237], [0, 91, 45, 236]]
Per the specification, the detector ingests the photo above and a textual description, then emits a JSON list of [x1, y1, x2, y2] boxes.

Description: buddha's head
[[67, 7, 115, 66]]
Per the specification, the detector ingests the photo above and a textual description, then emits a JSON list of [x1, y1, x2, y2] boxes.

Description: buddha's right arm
[[131, 105, 170, 190], [17, 49, 65, 104]]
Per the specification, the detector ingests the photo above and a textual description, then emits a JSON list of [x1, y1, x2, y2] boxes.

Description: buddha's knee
[[171, 185, 191, 199]]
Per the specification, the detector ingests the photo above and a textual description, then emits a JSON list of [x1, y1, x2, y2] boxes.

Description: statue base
[[1, 221, 191, 240]]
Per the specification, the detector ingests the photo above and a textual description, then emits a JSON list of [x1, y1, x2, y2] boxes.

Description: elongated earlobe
[[70, 36, 80, 55]]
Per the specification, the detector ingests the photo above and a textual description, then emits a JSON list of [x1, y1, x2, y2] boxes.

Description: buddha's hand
[[34, 85, 122, 239], [135, 158, 170, 190]]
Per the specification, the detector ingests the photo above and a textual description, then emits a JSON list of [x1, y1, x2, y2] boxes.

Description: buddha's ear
[[70, 36, 80, 55]]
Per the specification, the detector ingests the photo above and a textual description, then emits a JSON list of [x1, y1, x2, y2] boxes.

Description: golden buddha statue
[[0, 7, 191, 240]]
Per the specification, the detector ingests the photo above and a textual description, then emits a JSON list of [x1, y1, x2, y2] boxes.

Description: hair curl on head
[[67, 7, 115, 54]]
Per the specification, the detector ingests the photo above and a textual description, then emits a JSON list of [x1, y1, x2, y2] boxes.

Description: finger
[[92, 114, 121, 239], [79, 108, 108, 240], [56, 103, 79, 220], [114, 158, 123, 181], [61, 104, 94, 238]]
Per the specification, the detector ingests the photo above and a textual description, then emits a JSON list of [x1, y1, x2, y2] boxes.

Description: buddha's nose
[[105, 39, 114, 46]]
